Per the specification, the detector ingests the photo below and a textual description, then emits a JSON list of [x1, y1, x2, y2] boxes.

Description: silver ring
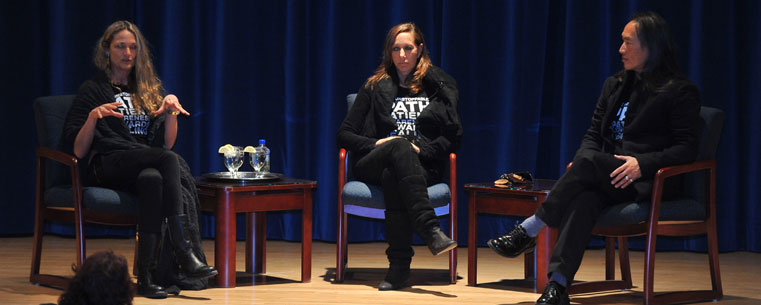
[[625, 175, 630, 180]]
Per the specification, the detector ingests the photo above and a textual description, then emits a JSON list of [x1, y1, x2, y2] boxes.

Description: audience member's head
[[58, 250, 134, 305]]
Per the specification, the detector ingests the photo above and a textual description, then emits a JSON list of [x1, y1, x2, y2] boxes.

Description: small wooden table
[[465, 179, 557, 293], [196, 176, 316, 288]]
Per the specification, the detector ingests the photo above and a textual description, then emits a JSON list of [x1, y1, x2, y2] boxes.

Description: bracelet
[[170, 111, 180, 116]]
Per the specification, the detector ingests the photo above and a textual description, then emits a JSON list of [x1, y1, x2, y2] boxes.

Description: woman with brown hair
[[337, 22, 462, 290], [57, 251, 134, 305], [63, 20, 216, 299]]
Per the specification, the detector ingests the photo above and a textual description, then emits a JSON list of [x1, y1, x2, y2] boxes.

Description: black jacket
[[577, 70, 701, 197], [337, 65, 462, 178]]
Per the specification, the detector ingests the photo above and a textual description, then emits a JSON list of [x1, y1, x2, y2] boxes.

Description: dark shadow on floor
[[322, 267, 461, 297], [210, 271, 300, 288]]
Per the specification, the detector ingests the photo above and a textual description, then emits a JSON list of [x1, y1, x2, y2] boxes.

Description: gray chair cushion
[[45, 186, 139, 216], [595, 198, 706, 227], [342, 181, 451, 219]]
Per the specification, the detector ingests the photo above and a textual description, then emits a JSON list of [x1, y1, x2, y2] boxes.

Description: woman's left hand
[[155, 94, 190, 116], [610, 155, 642, 189]]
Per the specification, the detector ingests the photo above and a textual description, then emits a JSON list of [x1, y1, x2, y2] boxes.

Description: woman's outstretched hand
[[155, 94, 190, 116], [89, 102, 124, 120]]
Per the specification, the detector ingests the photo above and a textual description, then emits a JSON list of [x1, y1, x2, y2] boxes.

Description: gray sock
[[550, 272, 568, 287], [520, 215, 546, 237]]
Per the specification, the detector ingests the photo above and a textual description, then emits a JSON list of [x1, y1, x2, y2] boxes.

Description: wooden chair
[[568, 106, 724, 304], [31, 95, 139, 289], [336, 93, 458, 284]]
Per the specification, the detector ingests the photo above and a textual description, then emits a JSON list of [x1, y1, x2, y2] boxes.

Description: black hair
[[631, 11, 683, 92]]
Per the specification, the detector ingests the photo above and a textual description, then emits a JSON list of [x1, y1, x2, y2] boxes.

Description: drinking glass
[[223, 146, 244, 177], [249, 149, 267, 177]]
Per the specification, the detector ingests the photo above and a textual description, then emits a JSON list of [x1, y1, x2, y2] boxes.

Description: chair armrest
[[36, 146, 84, 214], [338, 148, 347, 188], [653, 159, 716, 182], [647, 159, 716, 227], [36, 146, 78, 168]]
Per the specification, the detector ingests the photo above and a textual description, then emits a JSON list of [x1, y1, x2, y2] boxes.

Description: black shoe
[[422, 227, 457, 256], [536, 281, 570, 305], [378, 265, 410, 291], [487, 223, 537, 258]]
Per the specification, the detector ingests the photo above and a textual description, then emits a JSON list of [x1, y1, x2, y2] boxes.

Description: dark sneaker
[[487, 223, 537, 258], [536, 281, 570, 305]]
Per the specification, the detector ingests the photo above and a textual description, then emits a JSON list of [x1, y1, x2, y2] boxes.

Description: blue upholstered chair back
[[595, 106, 725, 227], [33, 95, 76, 189], [684, 107, 725, 204], [33, 95, 139, 215]]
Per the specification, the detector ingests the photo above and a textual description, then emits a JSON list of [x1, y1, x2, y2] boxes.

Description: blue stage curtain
[[2, 0, 759, 252]]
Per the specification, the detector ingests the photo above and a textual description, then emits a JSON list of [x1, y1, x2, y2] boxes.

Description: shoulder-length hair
[[365, 22, 432, 94], [631, 11, 683, 92], [93, 20, 163, 115]]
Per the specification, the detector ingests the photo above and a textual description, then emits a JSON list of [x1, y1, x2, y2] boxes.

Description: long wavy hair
[[93, 20, 163, 115], [365, 22, 432, 94], [57, 250, 134, 305]]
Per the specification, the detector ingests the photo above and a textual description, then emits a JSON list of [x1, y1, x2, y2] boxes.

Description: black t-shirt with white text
[[111, 84, 150, 144], [389, 86, 430, 139]]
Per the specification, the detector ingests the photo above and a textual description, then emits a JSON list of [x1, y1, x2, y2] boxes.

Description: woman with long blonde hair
[[63, 20, 216, 299]]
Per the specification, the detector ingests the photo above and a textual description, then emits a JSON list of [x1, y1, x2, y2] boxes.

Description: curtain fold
[[3, 0, 760, 252]]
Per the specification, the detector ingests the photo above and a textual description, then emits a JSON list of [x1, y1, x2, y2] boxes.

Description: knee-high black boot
[[137, 232, 168, 299], [167, 214, 218, 279], [378, 211, 414, 290], [399, 175, 457, 256]]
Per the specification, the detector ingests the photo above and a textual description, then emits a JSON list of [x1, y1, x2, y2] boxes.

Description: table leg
[[535, 226, 558, 293], [467, 192, 478, 286], [525, 251, 534, 279], [246, 212, 266, 274], [215, 190, 237, 288], [301, 189, 313, 283]]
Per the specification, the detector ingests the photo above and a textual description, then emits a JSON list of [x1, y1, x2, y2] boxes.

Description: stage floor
[[1, 235, 759, 304]]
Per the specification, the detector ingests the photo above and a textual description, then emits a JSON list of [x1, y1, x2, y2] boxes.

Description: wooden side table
[[465, 179, 557, 293], [196, 176, 317, 288]]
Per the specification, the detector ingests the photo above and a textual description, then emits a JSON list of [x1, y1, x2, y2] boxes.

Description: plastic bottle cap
[[259, 139, 265, 145]]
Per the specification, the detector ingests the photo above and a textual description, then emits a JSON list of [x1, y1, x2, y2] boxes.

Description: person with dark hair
[[57, 250, 134, 305], [337, 22, 462, 291], [487, 12, 701, 305], [63, 20, 216, 299]]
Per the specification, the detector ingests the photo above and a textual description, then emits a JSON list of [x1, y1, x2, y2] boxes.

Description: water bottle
[[254, 139, 270, 175]]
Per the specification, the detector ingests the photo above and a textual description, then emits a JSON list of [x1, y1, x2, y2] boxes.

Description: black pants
[[352, 138, 441, 260], [534, 150, 638, 282], [90, 147, 183, 233]]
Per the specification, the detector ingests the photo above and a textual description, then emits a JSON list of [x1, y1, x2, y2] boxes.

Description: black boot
[[398, 175, 457, 256], [137, 232, 168, 299], [167, 214, 218, 279], [378, 211, 414, 291]]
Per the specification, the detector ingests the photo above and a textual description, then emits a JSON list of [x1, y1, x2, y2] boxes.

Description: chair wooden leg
[[336, 211, 347, 282], [449, 212, 457, 284], [605, 237, 615, 280], [643, 233, 657, 305], [30, 206, 44, 282], [706, 221, 723, 299], [133, 233, 139, 276], [617, 237, 632, 288]]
